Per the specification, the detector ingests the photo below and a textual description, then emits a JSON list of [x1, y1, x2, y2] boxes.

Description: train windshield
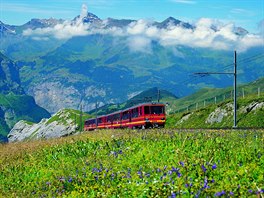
[[151, 106, 164, 114]]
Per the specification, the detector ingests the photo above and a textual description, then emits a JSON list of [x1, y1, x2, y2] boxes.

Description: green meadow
[[0, 129, 263, 197]]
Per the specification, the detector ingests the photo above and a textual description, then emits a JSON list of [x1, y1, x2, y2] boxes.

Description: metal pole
[[233, 51, 237, 128], [242, 88, 245, 99], [95, 101, 98, 129], [80, 105, 83, 131], [258, 87, 260, 98]]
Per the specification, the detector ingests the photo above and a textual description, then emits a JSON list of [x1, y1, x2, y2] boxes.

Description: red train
[[84, 103, 166, 131]]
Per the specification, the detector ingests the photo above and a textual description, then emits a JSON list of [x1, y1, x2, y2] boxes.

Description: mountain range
[[0, 9, 263, 114]]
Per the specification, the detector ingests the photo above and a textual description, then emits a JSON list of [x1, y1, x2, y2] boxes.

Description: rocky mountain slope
[[0, 53, 50, 142], [8, 109, 90, 142]]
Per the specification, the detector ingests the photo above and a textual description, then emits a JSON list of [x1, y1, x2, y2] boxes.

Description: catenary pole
[[194, 50, 237, 128], [234, 51, 237, 128]]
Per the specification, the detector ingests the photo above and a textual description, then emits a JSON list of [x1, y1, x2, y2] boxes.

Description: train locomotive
[[84, 103, 166, 131]]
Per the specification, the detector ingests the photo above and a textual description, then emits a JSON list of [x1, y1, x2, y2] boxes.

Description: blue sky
[[1, 0, 263, 33]]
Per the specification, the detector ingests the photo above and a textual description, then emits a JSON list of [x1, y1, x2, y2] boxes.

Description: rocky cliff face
[[27, 81, 108, 113], [172, 99, 264, 128], [0, 53, 24, 94], [8, 109, 88, 142], [0, 53, 50, 142]]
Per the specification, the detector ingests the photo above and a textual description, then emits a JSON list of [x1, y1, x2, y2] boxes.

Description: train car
[[84, 103, 166, 131]]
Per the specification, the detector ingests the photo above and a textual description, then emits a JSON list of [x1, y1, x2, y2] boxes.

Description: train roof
[[85, 102, 165, 121]]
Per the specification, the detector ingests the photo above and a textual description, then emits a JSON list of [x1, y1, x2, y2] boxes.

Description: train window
[[132, 108, 139, 118], [107, 116, 112, 122], [113, 113, 120, 121], [151, 106, 164, 114], [144, 106, 150, 114], [86, 119, 95, 125], [122, 111, 130, 120], [98, 118, 103, 124]]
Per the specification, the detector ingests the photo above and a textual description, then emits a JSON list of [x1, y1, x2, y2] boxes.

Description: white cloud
[[22, 4, 264, 53], [128, 36, 152, 53]]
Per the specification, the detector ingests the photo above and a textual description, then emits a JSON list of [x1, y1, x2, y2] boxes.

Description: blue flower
[[248, 189, 253, 193], [229, 191, 234, 196], [180, 161, 184, 167], [212, 164, 217, 170], [214, 191, 225, 197], [171, 166, 179, 172], [201, 165, 207, 172], [170, 192, 176, 198], [68, 177, 73, 183], [177, 172, 182, 178]]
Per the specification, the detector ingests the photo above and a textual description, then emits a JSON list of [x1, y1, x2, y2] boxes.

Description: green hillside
[[166, 92, 264, 129], [168, 77, 264, 114], [0, 93, 50, 141]]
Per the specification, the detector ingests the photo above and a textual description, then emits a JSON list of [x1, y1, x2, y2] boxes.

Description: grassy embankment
[[166, 92, 264, 129], [0, 129, 263, 197]]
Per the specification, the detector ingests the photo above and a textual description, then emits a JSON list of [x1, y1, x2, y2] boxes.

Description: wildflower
[[171, 166, 179, 172], [214, 191, 225, 197], [248, 189, 253, 193], [177, 172, 182, 178], [180, 161, 184, 167], [185, 183, 189, 188], [201, 165, 207, 172], [212, 164, 217, 170], [68, 177, 73, 183], [170, 192, 176, 198], [229, 191, 234, 196], [211, 179, 215, 183]]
